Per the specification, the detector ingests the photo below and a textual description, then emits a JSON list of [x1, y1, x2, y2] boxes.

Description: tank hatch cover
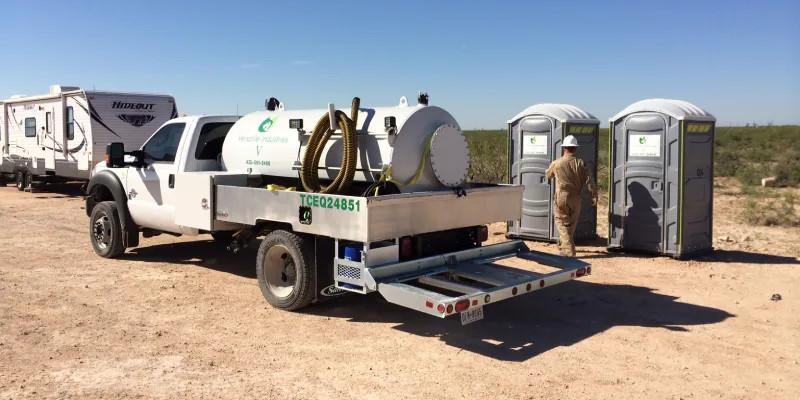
[[429, 124, 470, 188]]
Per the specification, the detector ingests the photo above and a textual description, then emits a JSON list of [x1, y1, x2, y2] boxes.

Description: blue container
[[344, 245, 362, 262]]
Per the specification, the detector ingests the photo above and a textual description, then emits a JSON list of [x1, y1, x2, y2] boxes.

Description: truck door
[[622, 114, 667, 252], [125, 122, 187, 234]]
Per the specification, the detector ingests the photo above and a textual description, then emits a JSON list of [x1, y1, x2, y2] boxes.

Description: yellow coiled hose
[[300, 97, 360, 194]]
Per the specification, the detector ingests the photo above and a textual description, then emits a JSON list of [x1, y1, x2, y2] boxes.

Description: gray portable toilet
[[506, 104, 600, 242], [607, 99, 716, 259]]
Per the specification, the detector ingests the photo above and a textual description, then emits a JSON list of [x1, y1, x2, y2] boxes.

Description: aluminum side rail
[[369, 240, 591, 319]]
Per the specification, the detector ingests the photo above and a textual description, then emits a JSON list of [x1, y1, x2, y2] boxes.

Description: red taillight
[[437, 304, 445, 313], [477, 225, 488, 243], [512, 287, 518, 296], [540, 279, 545, 287], [425, 301, 433, 308], [400, 236, 414, 258], [576, 268, 586, 277], [526, 283, 532, 292], [446, 304, 453, 314], [455, 300, 470, 312], [472, 300, 478, 306]]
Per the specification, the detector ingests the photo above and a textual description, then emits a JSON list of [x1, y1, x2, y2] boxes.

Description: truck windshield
[[143, 123, 186, 163]]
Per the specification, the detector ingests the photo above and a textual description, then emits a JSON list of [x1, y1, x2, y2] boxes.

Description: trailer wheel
[[89, 201, 125, 258], [24, 172, 33, 190], [15, 172, 25, 191], [256, 230, 315, 311]]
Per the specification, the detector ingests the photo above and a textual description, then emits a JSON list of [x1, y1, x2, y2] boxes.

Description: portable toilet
[[506, 104, 600, 242], [607, 99, 715, 259]]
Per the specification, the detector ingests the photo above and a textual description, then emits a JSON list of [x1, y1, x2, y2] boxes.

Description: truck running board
[[370, 240, 591, 318]]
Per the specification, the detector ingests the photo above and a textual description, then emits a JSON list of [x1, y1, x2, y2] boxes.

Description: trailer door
[[44, 109, 56, 170]]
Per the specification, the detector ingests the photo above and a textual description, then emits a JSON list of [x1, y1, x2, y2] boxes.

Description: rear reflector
[[400, 236, 413, 258], [425, 301, 433, 308], [576, 268, 586, 277], [437, 304, 445, 313], [472, 300, 478, 306], [455, 300, 470, 312], [478, 226, 488, 242], [446, 304, 454, 314]]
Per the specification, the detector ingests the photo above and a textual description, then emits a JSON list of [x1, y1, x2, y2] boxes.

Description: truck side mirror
[[106, 142, 125, 168]]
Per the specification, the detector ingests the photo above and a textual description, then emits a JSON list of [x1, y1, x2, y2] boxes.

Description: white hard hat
[[561, 135, 579, 147]]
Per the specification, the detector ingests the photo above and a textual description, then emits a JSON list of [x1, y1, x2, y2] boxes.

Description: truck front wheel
[[15, 172, 24, 191], [90, 201, 126, 258], [256, 230, 315, 311]]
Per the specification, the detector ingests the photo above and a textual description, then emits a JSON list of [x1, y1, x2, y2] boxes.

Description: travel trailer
[[0, 85, 177, 190]]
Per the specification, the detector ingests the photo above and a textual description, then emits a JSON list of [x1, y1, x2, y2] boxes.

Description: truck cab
[[89, 115, 240, 236]]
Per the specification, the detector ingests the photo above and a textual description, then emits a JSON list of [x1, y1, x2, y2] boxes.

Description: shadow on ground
[[123, 238, 259, 279], [121, 238, 734, 363], [306, 281, 733, 362], [28, 182, 86, 198], [697, 250, 799, 265]]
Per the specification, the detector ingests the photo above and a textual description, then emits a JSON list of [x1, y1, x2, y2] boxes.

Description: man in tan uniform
[[545, 135, 597, 257]]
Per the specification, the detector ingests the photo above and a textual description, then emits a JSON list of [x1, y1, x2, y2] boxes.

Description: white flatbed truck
[[84, 102, 591, 323]]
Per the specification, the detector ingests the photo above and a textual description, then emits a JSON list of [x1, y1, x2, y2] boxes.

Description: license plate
[[460, 306, 484, 325]]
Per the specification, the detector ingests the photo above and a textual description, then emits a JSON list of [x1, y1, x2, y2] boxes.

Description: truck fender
[[85, 170, 137, 239]]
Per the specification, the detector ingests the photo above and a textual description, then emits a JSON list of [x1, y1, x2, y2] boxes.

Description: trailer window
[[25, 118, 36, 137], [46, 112, 52, 133], [194, 122, 234, 160], [66, 107, 74, 140], [142, 123, 186, 163]]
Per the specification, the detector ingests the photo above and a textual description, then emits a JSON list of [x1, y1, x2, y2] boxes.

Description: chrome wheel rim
[[264, 245, 296, 298], [92, 212, 111, 250]]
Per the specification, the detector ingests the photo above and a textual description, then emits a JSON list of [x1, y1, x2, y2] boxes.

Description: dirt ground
[[0, 181, 798, 400]]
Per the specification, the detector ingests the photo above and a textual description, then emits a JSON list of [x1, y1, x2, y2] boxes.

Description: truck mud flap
[[370, 240, 591, 321]]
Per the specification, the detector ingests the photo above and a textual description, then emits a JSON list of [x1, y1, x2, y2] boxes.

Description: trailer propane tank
[[221, 95, 471, 193]]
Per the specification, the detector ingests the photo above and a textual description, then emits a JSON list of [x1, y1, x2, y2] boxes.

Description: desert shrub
[[464, 130, 507, 184], [743, 193, 800, 227]]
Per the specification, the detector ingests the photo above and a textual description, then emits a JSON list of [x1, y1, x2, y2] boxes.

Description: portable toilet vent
[[607, 99, 716, 259], [506, 104, 600, 242]]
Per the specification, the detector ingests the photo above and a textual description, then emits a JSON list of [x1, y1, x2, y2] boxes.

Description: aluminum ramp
[[368, 240, 591, 320]]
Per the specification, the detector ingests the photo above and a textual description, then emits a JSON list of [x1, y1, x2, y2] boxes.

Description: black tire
[[15, 171, 25, 191], [89, 201, 126, 258], [256, 230, 315, 311], [24, 172, 33, 190]]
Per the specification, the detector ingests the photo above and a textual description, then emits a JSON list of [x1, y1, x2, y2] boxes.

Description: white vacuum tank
[[221, 96, 471, 193]]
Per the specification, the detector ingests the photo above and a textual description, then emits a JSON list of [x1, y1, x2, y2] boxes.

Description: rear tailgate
[[370, 240, 591, 321]]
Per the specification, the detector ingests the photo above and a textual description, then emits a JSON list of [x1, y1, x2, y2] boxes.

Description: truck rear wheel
[[90, 201, 126, 258], [256, 230, 315, 311], [15, 172, 24, 191]]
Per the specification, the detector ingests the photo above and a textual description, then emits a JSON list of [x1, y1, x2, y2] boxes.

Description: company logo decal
[[112, 102, 156, 110], [530, 137, 536, 144], [258, 116, 279, 132], [320, 284, 348, 297], [117, 114, 156, 127], [639, 136, 646, 144]]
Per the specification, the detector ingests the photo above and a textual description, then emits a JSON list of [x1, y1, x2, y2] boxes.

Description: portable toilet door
[[607, 99, 715, 258], [507, 104, 600, 242]]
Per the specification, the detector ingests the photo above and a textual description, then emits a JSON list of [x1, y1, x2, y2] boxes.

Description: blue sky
[[2, 0, 798, 128]]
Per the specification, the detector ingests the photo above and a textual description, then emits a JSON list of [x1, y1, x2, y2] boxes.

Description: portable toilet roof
[[610, 99, 716, 122], [508, 103, 600, 124]]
